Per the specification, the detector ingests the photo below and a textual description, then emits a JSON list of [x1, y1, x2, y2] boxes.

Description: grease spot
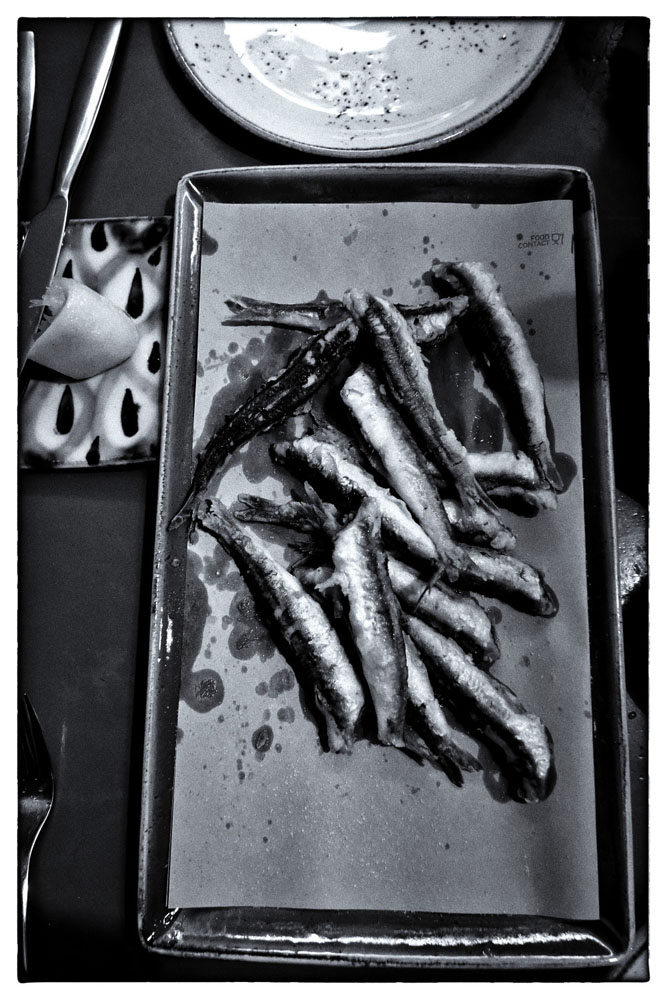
[[555, 452, 577, 493], [189, 668, 224, 713], [252, 724, 274, 754], [180, 551, 225, 714], [268, 668, 295, 698], [228, 588, 274, 661], [202, 544, 234, 590], [201, 228, 219, 255]]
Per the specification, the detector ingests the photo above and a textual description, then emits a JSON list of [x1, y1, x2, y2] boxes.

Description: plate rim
[[163, 18, 564, 158]]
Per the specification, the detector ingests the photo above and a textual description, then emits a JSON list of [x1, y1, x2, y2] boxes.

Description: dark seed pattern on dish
[[126, 268, 144, 318], [55, 385, 74, 434]]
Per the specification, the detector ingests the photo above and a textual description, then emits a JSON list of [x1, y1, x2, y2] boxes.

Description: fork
[[18, 693, 54, 977]]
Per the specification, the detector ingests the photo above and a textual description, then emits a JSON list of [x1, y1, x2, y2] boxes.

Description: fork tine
[[18, 693, 53, 794], [18, 692, 54, 979], [18, 694, 37, 788]]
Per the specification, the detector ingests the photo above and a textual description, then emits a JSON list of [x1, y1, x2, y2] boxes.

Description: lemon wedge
[[27, 277, 139, 380]]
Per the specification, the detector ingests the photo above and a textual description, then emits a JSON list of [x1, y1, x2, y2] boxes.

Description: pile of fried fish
[[171, 262, 565, 803]]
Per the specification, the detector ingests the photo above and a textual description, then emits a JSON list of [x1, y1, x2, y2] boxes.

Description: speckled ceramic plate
[[164, 18, 562, 157]]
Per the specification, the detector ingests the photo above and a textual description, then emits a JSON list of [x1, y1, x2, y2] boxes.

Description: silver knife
[[18, 31, 35, 185], [17, 20, 123, 377]]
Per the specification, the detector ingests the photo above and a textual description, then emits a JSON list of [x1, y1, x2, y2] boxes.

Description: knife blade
[[17, 19, 123, 378]]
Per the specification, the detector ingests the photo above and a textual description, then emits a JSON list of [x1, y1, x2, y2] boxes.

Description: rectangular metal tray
[[138, 163, 633, 970]]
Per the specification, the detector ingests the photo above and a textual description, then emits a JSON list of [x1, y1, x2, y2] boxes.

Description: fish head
[[342, 288, 372, 322]]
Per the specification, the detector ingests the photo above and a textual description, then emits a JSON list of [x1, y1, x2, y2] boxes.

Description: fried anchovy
[[433, 262, 563, 492], [419, 450, 557, 517], [223, 293, 469, 345], [485, 485, 557, 515], [169, 318, 359, 530], [441, 490, 556, 534], [224, 294, 350, 331], [341, 364, 485, 574], [403, 632, 481, 786], [401, 295, 469, 344], [344, 289, 513, 551], [291, 558, 480, 784], [271, 433, 467, 575], [467, 452, 557, 513], [467, 450, 542, 489], [242, 492, 500, 666], [332, 497, 408, 747], [404, 616, 556, 803], [456, 545, 558, 617], [233, 493, 342, 538], [272, 434, 557, 616], [197, 499, 365, 752], [387, 557, 500, 666]]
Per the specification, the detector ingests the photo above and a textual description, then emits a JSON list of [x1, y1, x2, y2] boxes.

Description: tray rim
[[137, 161, 634, 971]]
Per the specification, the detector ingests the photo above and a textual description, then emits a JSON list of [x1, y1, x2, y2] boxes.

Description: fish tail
[[436, 737, 482, 779], [168, 485, 202, 533], [435, 745, 482, 788], [412, 562, 448, 610], [537, 449, 564, 493], [539, 580, 560, 618], [438, 756, 465, 787]]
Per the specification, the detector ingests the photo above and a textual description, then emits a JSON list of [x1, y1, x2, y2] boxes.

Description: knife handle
[[18, 31, 36, 184], [51, 19, 123, 199]]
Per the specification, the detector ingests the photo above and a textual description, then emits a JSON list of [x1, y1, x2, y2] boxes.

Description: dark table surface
[[17, 16, 648, 982]]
